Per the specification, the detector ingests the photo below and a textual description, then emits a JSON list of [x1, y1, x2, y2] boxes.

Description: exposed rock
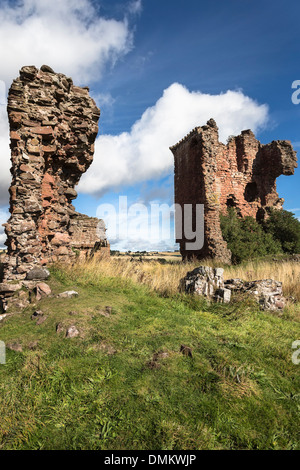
[[31, 309, 44, 320], [2, 64, 109, 286], [69, 214, 110, 259], [0, 283, 22, 294], [181, 265, 286, 310], [57, 290, 78, 299], [26, 267, 50, 281], [4, 289, 30, 311], [180, 266, 230, 303], [56, 322, 64, 334], [0, 280, 42, 312], [214, 288, 232, 304], [36, 315, 48, 325], [170, 119, 297, 262], [224, 278, 286, 311], [35, 282, 51, 300], [40, 64, 55, 74], [65, 325, 79, 338]]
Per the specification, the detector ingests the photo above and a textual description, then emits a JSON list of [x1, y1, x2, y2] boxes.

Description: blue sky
[[0, 0, 299, 250]]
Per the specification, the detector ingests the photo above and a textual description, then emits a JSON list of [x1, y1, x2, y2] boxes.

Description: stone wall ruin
[[171, 119, 297, 263], [2, 65, 109, 282]]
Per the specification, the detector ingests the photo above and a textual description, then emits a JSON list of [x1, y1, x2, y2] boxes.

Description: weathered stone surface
[[69, 214, 110, 259], [214, 288, 232, 304], [31, 310, 44, 321], [224, 278, 286, 310], [170, 119, 297, 262], [180, 266, 230, 302], [57, 290, 78, 299], [26, 267, 50, 281], [56, 322, 65, 334], [65, 325, 80, 338], [35, 282, 52, 300], [3, 289, 30, 311], [181, 266, 285, 310], [36, 314, 48, 325], [0, 283, 22, 294], [2, 65, 109, 285]]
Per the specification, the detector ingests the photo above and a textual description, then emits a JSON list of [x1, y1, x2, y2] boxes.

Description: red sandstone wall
[[3, 65, 108, 280], [171, 119, 297, 263]]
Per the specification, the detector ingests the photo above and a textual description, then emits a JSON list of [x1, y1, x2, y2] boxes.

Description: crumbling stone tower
[[3, 65, 109, 281], [170, 119, 297, 263]]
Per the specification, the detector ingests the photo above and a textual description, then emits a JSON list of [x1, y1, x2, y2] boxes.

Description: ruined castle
[[1, 65, 298, 286], [2, 65, 109, 282], [171, 119, 297, 263]]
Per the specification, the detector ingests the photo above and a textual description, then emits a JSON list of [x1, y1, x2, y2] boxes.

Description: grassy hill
[[0, 258, 299, 450]]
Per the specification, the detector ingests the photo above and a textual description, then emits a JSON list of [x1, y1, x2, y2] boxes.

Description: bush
[[263, 209, 300, 254], [220, 208, 282, 264]]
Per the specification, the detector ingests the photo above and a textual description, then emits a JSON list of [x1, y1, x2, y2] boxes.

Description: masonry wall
[[69, 214, 110, 259], [3, 65, 108, 280], [171, 119, 297, 262]]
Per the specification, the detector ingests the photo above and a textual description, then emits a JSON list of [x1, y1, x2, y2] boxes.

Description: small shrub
[[220, 208, 282, 263], [263, 209, 300, 254]]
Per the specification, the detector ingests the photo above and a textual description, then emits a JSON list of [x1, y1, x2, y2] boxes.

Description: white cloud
[[128, 0, 143, 15], [79, 83, 269, 196], [96, 197, 177, 252], [0, 0, 138, 206], [0, 208, 9, 249], [0, 105, 11, 206], [0, 0, 135, 85]]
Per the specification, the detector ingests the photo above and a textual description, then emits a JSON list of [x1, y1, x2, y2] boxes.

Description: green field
[[0, 263, 299, 450]]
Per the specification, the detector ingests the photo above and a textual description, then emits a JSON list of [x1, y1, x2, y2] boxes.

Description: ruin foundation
[[170, 119, 297, 263], [180, 266, 286, 310], [2, 65, 109, 282]]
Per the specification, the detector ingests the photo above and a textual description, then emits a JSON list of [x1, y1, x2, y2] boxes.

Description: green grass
[[0, 266, 299, 450]]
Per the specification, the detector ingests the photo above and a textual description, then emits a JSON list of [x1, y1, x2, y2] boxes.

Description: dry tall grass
[[224, 260, 300, 301], [64, 254, 300, 302]]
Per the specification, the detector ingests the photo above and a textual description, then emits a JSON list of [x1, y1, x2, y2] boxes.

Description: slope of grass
[[0, 262, 299, 450]]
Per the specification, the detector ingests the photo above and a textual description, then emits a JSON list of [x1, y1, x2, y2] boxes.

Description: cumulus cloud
[[128, 0, 143, 15], [0, 207, 9, 249], [0, 104, 11, 206], [0, 0, 135, 85], [79, 83, 269, 196], [96, 196, 177, 252], [0, 0, 138, 206]]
